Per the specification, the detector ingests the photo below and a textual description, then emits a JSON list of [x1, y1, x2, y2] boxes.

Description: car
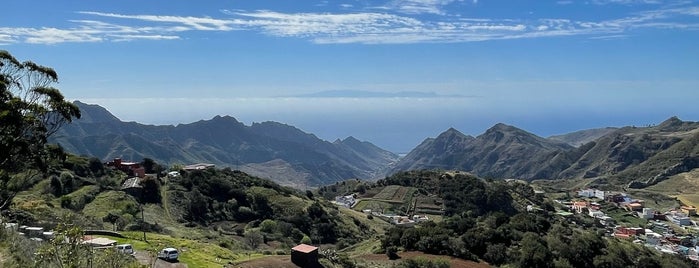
[[116, 244, 134, 255], [157, 247, 179, 261]]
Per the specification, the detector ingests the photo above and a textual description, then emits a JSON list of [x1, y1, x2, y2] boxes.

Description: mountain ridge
[[391, 117, 699, 188], [51, 101, 399, 188]]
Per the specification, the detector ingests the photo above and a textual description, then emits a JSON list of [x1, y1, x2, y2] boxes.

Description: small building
[[183, 163, 215, 171], [121, 177, 143, 197], [106, 158, 146, 178], [646, 232, 663, 245], [589, 210, 605, 218], [25, 227, 44, 238], [412, 215, 429, 222], [334, 195, 356, 208], [615, 226, 644, 238], [681, 206, 697, 216], [83, 237, 117, 248], [578, 189, 606, 199], [669, 212, 692, 226], [572, 201, 589, 214], [605, 193, 626, 203], [641, 208, 655, 219], [291, 243, 319, 267], [625, 202, 644, 212]]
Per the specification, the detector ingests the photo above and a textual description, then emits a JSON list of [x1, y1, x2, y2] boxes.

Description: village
[[554, 188, 699, 261]]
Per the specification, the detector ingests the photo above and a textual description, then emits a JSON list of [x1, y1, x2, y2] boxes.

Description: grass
[[81, 190, 140, 229], [373, 185, 401, 200], [353, 200, 397, 214], [337, 206, 391, 235], [108, 231, 266, 268], [645, 169, 699, 208]]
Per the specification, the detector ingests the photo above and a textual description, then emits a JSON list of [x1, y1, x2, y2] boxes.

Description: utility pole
[[142, 205, 146, 242]]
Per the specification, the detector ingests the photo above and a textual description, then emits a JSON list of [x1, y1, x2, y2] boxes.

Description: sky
[[3, 0, 699, 153]]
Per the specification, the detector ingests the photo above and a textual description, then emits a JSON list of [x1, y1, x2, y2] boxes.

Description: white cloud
[[384, 0, 460, 15], [1, 4, 698, 45], [592, 0, 662, 5], [77, 11, 238, 31]]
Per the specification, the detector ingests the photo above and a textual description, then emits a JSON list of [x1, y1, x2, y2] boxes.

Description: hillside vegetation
[[51, 101, 398, 187], [392, 117, 699, 190]]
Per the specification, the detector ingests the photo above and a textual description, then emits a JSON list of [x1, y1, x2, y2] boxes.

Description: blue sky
[[3, 0, 699, 152]]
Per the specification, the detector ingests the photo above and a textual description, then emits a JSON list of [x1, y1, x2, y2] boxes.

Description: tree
[[103, 212, 121, 231], [139, 176, 161, 203], [0, 50, 80, 210], [244, 229, 264, 250], [517, 232, 552, 268]]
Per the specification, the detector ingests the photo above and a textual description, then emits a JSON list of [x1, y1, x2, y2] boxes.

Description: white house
[[334, 195, 356, 208], [577, 189, 605, 199], [641, 208, 655, 219]]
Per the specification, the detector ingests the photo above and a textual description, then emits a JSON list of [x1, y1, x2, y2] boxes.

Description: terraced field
[[353, 185, 444, 216]]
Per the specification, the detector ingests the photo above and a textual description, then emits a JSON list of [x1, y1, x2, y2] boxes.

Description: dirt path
[[233, 255, 298, 268], [153, 258, 188, 268], [161, 183, 174, 222], [134, 250, 188, 268]]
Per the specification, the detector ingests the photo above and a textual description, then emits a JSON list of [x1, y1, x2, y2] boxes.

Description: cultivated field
[[372, 185, 416, 203]]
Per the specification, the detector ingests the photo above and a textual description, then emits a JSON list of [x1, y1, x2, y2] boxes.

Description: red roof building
[[291, 243, 319, 267]]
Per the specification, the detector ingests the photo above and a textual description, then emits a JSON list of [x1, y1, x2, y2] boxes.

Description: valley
[[3, 50, 699, 267]]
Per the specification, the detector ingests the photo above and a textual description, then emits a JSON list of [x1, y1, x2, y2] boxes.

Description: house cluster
[[613, 224, 699, 260], [359, 209, 430, 227], [571, 188, 699, 260], [569, 200, 614, 223], [3, 223, 54, 242], [386, 214, 430, 227]]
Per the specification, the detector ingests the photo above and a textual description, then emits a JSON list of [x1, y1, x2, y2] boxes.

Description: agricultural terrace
[[353, 185, 443, 217]]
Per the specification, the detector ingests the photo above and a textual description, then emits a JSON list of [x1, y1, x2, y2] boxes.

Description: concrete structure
[[668, 212, 692, 226], [83, 237, 117, 248], [641, 208, 655, 219], [121, 177, 143, 197], [578, 189, 605, 199], [183, 163, 215, 171], [291, 244, 319, 267]]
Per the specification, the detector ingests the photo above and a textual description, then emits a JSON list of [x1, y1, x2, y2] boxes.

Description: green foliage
[[244, 229, 264, 250], [139, 176, 161, 203], [300, 234, 312, 244], [518, 232, 552, 268], [259, 219, 277, 233], [386, 246, 399, 260]]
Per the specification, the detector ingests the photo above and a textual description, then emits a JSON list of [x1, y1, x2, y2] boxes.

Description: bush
[[386, 246, 400, 260], [300, 235, 312, 244], [260, 219, 277, 233]]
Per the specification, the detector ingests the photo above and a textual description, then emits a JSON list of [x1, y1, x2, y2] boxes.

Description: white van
[[157, 247, 178, 261], [116, 244, 134, 255]]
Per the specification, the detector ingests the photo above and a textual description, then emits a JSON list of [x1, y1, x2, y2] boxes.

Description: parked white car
[[157, 247, 179, 261], [116, 244, 134, 255]]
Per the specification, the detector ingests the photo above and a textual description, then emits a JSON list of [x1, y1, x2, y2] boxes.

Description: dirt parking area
[[134, 250, 187, 268]]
